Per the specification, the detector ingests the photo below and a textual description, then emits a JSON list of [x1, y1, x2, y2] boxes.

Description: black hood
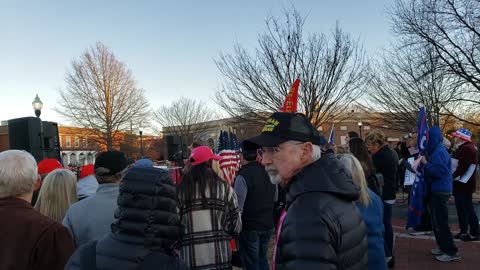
[[112, 167, 181, 249], [286, 153, 360, 207]]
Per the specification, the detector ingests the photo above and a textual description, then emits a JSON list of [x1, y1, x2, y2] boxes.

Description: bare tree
[[215, 9, 370, 128], [56, 42, 150, 150], [153, 97, 216, 145], [367, 43, 460, 131], [392, 0, 480, 125]]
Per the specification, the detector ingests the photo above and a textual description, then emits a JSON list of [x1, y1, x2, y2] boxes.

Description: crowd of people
[[0, 111, 478, 269]]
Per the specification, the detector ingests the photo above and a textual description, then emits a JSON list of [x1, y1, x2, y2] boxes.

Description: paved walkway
[[392, 218, 480, 269]]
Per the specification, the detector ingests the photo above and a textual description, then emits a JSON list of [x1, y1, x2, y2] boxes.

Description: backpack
[[368, 173, 384, 197], [79, 240, 187, 270]]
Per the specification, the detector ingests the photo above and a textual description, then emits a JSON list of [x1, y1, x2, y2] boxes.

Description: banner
[[279, 78, 300, 113]]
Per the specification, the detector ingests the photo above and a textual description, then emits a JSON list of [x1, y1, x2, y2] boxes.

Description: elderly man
[[0, 150, 75, 270], [249, 112, 367, 270], [63, 151, 128, 247]]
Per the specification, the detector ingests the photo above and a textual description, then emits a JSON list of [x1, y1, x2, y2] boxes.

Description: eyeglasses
[[256, 142, 305, 158]]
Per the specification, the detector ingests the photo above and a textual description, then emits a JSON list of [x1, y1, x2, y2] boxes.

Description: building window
[[364, 126, 371, 130], [66, 136, 71, 147], [340, 135, 347, 145], [340, 126, 347, 131], [74, 136, 79, 147]]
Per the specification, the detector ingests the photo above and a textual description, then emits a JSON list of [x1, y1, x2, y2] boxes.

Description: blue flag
[[406, 107, 429, 229], [328, 124, 335, 144]]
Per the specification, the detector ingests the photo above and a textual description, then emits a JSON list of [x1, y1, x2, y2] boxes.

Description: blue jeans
[[238, 229, 273, 270], [454, 193, 479, 236], [430, 193, 458, 255], [383, 202, 394, 258]]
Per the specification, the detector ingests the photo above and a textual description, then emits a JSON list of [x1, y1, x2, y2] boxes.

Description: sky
[[0, 0, 394, 130]]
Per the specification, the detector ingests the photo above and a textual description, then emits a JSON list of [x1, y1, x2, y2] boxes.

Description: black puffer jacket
[[274, 153, 368, 270], [66, 167, 188, 270]]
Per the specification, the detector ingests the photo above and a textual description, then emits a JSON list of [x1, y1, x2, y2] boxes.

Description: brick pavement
[[393, 218, 480, 270]]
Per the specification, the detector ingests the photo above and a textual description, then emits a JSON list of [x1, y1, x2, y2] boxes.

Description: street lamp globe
[[357, 121, 363, 127], [32, 94, 43, 118]]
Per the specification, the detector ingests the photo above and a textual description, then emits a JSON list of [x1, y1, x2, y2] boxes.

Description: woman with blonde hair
[[34, 169, 77, 223], [337, 154, 387, 270]]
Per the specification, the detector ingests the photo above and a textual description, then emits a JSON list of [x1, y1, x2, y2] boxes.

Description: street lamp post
[[139, 128, 143, 158], [358, 121, 363, 138], [32, 94, 43, 118]]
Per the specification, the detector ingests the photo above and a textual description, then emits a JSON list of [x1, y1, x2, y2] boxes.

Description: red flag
[[279, 78, 300, 112]]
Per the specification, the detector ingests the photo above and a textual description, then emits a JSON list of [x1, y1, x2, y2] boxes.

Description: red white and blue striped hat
[[451, 128, 472, 142]]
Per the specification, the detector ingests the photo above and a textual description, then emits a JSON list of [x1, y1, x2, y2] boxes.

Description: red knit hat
[[38, 158, 63, 175], [80, 164, 95, 179]]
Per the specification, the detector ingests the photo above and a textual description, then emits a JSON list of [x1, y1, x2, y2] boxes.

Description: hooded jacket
[[66, 167, 187, 270], [274, 153, 368, 270], [424, 126, 453, 193]]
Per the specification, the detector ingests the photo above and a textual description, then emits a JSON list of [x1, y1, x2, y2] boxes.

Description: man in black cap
[[234, 140, 275, 270], [63, 151, 128, 247], [249, 112, 368, 270]]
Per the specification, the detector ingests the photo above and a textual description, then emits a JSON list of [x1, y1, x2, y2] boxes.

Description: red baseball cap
[[38, 158, 63, 175], [189, 146, 222, 166], [80, 164, 95, 179]]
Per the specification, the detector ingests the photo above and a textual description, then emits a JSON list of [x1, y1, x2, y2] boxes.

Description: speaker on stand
[[8, 117, 45, 162]]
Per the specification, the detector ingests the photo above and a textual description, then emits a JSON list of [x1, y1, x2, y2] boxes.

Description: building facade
[[58, 126, 100, 166]]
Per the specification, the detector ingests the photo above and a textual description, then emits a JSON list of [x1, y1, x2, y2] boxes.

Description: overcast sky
[[0, 0, 394, 128]]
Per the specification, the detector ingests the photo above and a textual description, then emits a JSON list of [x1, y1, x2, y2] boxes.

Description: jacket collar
[[96, 183, 120, 193], [0, 197, 33, 209]]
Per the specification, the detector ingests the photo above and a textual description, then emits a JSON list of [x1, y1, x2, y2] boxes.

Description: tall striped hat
[[451, 128, 472, 142]]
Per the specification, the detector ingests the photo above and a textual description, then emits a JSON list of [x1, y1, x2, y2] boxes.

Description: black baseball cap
[[94, 151, 128, 176], [249, 112, 327, 147], [239, 140, 260, 155]]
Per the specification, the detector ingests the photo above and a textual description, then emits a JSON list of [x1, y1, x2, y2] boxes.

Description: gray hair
[[0, 150, 38, 198], [287, 140, 321, 162], [311, 144, 321, 162]]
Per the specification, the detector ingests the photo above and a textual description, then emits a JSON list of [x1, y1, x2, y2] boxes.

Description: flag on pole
[[217, 131, 240, 184], [279, 78, 300, 113], [406, 107, 429, 229], [328, 124, 335, 144]]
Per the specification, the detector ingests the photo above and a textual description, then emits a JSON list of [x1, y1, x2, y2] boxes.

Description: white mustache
[[265, 166, 278, 174]]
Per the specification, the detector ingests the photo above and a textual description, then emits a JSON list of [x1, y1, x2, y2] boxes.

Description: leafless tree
[[367, 43, 460, 131], [215, 9, 370, 128], [56, 42, 150, 150], [392, 0, 480, 125], [153, 97, 217, 145]]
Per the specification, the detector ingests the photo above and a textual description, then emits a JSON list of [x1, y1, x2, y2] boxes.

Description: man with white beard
[[249, 112, 368, 270]]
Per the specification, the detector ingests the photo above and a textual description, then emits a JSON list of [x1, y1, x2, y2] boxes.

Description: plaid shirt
[[178, 182, 242, 270]]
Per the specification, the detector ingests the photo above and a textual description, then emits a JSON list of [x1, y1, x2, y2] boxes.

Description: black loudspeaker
[[166, 135, 184, 160], [8, 117, 45, 162], [42, 121, 61, 161]]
